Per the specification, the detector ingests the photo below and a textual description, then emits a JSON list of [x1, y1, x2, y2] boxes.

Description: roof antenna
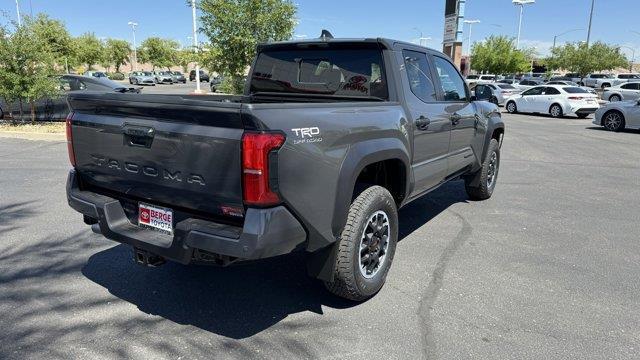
[[320, 29, 334, 41]]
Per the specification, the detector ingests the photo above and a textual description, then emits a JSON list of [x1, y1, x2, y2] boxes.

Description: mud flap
[[306, 241, 339, 282]]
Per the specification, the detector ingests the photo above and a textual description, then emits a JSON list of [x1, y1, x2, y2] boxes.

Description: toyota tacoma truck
[[65, 36, 504, 301]]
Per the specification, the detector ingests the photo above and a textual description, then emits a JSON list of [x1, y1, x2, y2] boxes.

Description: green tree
[[138, 37, 179, 70], [546, 41, 629, 78], [0, 17, 60, 122], [31, 14, 75, 72], [199, 0, 297, 93], [104, 39, 131, 73], [470, 35, 531, 74], [74, 32, 104, 70]]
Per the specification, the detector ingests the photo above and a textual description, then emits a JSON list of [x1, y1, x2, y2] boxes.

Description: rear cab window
[[250, 44, 388, 100]]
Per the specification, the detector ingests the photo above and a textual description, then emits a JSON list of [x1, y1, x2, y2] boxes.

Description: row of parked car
[[467, 72, 640, 89], [470, 75, 640, 132]]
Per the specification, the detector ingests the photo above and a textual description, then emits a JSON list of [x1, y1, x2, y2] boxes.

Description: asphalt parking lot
[[1, 112, 639, 359]]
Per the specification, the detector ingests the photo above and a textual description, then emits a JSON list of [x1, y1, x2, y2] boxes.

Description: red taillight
[[242, 132, 285, 206], [66, 112, 76, 167], [568, 96, 583, 100]]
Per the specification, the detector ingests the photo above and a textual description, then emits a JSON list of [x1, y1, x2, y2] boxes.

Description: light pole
[[128, 21, 138, 71], [586, 0, 595, 47], [463, 19, 480, 55], [191, 0, 202, 93], [512, 0, 535, 49], [15, 0, 21, 26], [620, 46, 636, 72], [553, 28, 584, 49]]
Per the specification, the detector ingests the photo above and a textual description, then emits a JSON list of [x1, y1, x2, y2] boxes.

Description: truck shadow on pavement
[[81, 181, 469, 340]]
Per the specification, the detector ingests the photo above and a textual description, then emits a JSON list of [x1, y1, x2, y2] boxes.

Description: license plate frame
[[138, 202, 174, 235]]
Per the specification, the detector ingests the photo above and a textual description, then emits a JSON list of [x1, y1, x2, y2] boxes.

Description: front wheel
[[465, 139, 500, 200], [603, 110, 625, 132], [549, 104, 563, 118], [506, 101, 517, 113], [324, 186, 398, 301]]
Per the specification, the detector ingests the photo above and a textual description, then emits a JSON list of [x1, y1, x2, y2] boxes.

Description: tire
[[603, 110, 625, 132], [577, 113, 589, 119], [609, 94, 621, 102], [0, 107, 4, 120], [549, 104, 563, 118], [465, 139, 500, 200], [506, 101, 517, 113], [490, 96, 499, 106], [324, 185, 398, 301], [129, 79, 133, 84]]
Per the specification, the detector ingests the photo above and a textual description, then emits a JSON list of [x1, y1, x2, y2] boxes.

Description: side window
[[402, 50, 437, 102], [546, 87, 561, 95], [433, 56, 467, 101], [522, 87, 544, 96], [621, 83, 633, 90]]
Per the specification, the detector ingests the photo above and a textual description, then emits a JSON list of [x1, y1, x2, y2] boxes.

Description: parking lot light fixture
[[552, 28, 584, 50], [463, 19, 481, 55], [128, 21, 138, 71], [190, 0, 203, 94], [512, 0, 535, 49], [619, 45, 636, 72]]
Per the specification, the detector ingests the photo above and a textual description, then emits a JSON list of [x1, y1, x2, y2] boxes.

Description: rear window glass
[[480, 75, 495, 80], [497, 84, 515, 89], [250, 47, 388, 99], [563, 87, 589, 93]]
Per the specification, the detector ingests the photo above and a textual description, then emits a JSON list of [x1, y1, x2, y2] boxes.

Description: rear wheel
[[577, 113, 589, 119], [549, 104, 563, 118], [609, 94, 621, 102], [465, 139, 500, 200], [506, 101, 517, 113], [324, 185, 398, 301], [603, 110, 625, 132]]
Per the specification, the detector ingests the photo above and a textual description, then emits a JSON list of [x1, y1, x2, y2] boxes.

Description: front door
[[431, 55, 478, 175], [401, 49, 451, 194], [519, 86, 545, 112]]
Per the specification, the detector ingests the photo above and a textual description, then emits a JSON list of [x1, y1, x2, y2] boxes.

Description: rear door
[[401, 49, 451, 193], [431, 55, 478, 175]]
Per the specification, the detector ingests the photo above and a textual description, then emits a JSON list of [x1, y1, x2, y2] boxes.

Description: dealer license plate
[[138, 203, 173, 235]]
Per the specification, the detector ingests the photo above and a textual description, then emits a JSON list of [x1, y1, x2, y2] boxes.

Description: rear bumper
[[66, 170, 307, 264]]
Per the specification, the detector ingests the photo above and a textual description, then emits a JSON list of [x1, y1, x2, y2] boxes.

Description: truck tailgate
[[67, 93, 245, 218]]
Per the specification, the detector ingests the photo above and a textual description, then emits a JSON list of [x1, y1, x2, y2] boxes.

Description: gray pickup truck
[[65, 37, 504, 301]]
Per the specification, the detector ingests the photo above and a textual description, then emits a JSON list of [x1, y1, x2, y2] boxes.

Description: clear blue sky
[[6, 0, 640, 59]]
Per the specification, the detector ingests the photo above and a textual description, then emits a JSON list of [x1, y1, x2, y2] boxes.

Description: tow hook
[[133, 247, 166, 267]]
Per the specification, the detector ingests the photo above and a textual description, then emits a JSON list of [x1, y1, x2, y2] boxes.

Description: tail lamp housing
[[241, 132, 285, 207], [66, 112, 76, 167]]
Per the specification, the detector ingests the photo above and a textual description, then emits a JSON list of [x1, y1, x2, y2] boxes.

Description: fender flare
[[330, 138, 411, 240]]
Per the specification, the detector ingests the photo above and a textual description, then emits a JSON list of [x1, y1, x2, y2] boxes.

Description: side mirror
[[470, 95, 477, 101]]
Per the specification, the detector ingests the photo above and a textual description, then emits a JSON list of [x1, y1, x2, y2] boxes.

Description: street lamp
[[553, 28, 584, 49], [619, 45, 636, 72], [127, 21, 138, 71], [15, 0, 21, 26], [190, 0, 203, 93], [586, 0, 595, 47], [463, 19, 481, 55], [512, 0, 535, 49], [412, 27, 430, 46]]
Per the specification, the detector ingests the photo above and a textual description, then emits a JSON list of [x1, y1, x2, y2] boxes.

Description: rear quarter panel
[[244, 102, 410, 251]]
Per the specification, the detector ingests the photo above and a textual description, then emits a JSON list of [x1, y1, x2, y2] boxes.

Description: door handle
[[415, 116, 431, 130], [450, 113, 462, 125]]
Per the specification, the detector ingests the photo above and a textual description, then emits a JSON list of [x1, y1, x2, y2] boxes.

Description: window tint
[[433, 56, 467, 101], [475, 84, 493, 99], [545, 87, 561, 95], [250, 47, 388, 99], [562, 87, 589, 93], [522, 87, 544, 96], [621, 83, 634, 89], [402, 50, 437, 102], [497, 84, 516, 89]]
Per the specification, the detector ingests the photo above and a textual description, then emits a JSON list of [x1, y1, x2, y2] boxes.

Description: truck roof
[[257, 37, 438, 53]]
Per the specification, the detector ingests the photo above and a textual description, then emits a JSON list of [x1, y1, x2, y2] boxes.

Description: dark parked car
[[172, 71, 186, 83], [0, 75, 139, 121], [65, 37, 504, 301], [84, 71, 109, 78], [189, 69, 210, 82]]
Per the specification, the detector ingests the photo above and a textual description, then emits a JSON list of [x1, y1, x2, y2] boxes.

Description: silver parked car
[[153, 71, 175, 84], [593, 99, 640, 131], [129, 71, 156, 86], [473, 83, 521, 106], [600, 82, 640, 102], [172, 71, 186, 83]]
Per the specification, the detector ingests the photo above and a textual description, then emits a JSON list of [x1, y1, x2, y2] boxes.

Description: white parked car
[[600, 82, 640, 102], [505, 85, 599, 118], [473, 82, 522, 106], [593, 99, 640, 131]]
